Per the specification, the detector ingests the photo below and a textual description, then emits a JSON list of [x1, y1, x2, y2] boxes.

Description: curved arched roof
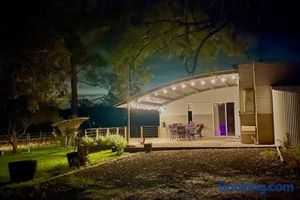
[[115, 69, 239, 110]]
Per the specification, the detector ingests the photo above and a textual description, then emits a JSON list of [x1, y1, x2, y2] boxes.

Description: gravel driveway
[[1, 148, 299, 200]]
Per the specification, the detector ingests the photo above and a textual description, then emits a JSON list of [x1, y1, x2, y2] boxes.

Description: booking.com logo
[[219, 181, 295, 195]]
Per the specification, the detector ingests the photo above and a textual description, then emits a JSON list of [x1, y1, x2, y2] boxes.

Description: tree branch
[[90, 95, 106, 103], [77, 65, 88, 74], [16, 127, 24, 135], [151, 28, 207, 55], [17, 124, 31, 139], [144, 10, 253, 26], [142, 14, 231, 26], [132, 41, 151, 66], [78, 80, 108, 87], [73, 37, 106, 73], [189, 20, 231, 74], [8, 118, 12, 136], [184, 56, 192, 74]]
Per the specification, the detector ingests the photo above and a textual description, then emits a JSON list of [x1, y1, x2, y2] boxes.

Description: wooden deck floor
[[125, 137, 276, 152]]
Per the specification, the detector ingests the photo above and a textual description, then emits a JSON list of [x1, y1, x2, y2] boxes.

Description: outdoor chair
[[177, 125, 187, 140], [192, 124, 204, 139], [186, 123, 204, 140], [186, 123, 196, 140], [168, 124, 178, 140]]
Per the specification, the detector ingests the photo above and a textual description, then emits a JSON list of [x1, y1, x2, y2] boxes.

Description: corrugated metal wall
[[272, 87, 300, 147], [238, 63, 298, 144]]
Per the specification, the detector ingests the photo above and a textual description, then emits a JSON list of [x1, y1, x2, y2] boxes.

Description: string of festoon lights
[[130, 102, 163, 111], [129, 74, 238, 111]]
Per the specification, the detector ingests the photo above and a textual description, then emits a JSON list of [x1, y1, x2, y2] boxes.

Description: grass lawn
[[0, 145, 124, 185]]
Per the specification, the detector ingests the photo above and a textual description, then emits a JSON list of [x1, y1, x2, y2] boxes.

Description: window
[[243, 89, 254, 113], [187, 103, 193, 123]]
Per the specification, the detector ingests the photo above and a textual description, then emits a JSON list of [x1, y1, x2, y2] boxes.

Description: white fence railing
[[84, 127, 127, 140], [0, 132, 54, 145], [0, 125, 160, 146], [85, 126, 159, 139]]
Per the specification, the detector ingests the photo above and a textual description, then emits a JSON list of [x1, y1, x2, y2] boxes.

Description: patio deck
[[125, 137, 276, 152]]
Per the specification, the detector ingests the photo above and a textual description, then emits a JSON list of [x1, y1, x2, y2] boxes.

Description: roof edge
[[114, 69, 238, 107]]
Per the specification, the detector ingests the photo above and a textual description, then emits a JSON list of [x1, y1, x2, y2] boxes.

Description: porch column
[[127, 102, 131, 143], [96, 129, 99, 140], [252, 60, 259, 144], [140, 126, 144, 139]]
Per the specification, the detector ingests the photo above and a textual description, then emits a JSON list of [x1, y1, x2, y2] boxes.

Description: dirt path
[[1, 148, 300, 199]]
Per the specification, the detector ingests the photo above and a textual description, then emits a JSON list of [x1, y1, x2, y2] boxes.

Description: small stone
[[266, 171, 273, 175]]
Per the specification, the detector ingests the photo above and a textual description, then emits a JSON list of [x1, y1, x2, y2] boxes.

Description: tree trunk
[[70, 61, 78, 116], [11, 131, 18, 153]]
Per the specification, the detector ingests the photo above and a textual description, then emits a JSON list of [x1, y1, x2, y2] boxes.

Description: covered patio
[[83, 125, 275, 151], [113, 63, 300, 147], [115, 69, 242, 145]]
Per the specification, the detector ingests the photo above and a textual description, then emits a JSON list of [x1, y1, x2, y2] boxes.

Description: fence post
[[140, 126, 144, 139], [116, 127, 119, 135], [96, 129, 99, 140], [27, 132, 30, 145], [84, 130, 87, 138], [157, 126, 160, 138], [106, 128, 110, 136]]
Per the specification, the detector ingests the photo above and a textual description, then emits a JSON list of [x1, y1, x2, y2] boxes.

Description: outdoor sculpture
[[52, 117, 89, 148], [52, 117, 89, 168]]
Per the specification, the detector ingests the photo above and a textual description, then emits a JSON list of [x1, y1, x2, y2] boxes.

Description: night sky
[[143, 34, 300, 90], [143, 0, 300, 89], [80, 41, 300, 100], [80, 33, 300, 97], [78, 0, 300, 97], [1, 0, 300, 103]]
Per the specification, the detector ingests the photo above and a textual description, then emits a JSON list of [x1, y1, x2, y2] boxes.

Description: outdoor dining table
[[169, 123, 203, 140]]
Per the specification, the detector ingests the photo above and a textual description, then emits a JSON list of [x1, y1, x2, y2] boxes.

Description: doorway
[[213, 102, 236, 136]]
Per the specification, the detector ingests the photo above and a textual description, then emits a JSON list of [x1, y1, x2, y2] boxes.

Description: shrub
[[81, 137, 95, 146], [296, 146, 300, 160], [96, 135, 113, 147], [112, 135, 127, 155], [96, 135, 127, 155]]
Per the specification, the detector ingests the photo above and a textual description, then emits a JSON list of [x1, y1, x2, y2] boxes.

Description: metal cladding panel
[[239, 63, 298, 114], [272, 87, 300, 146]]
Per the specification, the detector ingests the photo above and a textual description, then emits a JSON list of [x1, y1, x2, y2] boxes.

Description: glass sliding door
[[226, 102, 235, 136], [213, 102, 236, 136], [213, 103, 226, 136]]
